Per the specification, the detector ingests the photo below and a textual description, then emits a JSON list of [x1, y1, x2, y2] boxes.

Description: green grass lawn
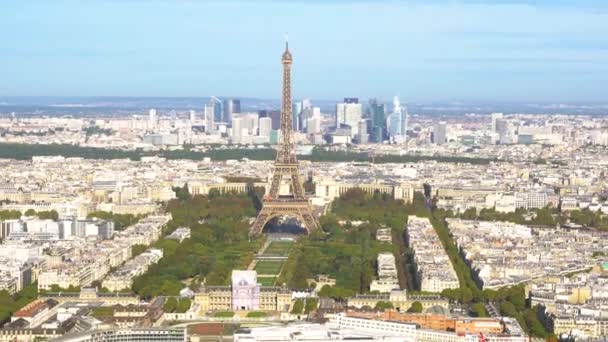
[[263, 242, 293, 256], [246, 311, 268, 318], [254, 261, 284, 274], [213, 311, 235, 318], [257, 276, 277, 286], [90, 306, 114, 318]]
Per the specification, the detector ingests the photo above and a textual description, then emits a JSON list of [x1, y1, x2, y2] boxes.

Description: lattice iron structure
[[249, 41, 320, 235]]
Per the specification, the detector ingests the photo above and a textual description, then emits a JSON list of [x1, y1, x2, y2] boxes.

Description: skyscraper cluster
[[145, 94, 413, 146]]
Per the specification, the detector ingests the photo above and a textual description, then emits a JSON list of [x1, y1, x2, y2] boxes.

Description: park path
[[247, 239, 272, 270]]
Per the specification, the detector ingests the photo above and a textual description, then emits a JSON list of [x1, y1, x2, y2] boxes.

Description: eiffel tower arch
[[249, 40, 320, 236]]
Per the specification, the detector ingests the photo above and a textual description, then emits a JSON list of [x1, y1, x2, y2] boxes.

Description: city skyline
[[2, 1, 608, 102], [1, 2, 608, 341]]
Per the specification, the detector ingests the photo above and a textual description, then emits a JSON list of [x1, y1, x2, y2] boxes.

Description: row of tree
[[0, 209, 59, 221], [0, 210, 21, 220], [24, 209, 59, 221], [163, 297, 191, 313], [457, 205, 608, 231], [419, 195, 553, 338], [279, 189, 406, 297], [0, 143, 496, 165], [457, 206, 562, 226], [290, 297, 319, 314], [130, 189, 262, 298], [87, 211, 144, 230], [0, 283, 38, 324]]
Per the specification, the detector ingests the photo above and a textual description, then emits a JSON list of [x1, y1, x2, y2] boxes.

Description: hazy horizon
[[2, 0, 608, 102]]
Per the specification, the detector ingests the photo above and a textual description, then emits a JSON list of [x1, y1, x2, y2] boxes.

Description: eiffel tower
[[249, 39, 320, 235]]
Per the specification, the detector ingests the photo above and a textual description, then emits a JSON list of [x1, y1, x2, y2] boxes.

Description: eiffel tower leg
[[300, 210, 319, 232], [291, 173, 305, 199], [250, 208, 271, 236], [268, 173, 282, 198]]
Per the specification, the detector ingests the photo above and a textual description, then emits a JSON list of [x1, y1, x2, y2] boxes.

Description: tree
[[131, 244, 147, 257], [163, 297, 178, 313], [24, 209, 36, 217], [37, 210, 59, 221], [87, 211, 143, 230], [374, 301, 394, 311], [507, 286, 526, 311], [0, 210, 21, 220], [291, 299, 304, 314], [177, 298, 191, 313], [524, 308, 547, 338], [499, 301, 517, 317], [472, 303, 487, 317], [482, 289, 498, 302], [461, 207, 477, 220], [441, 288, 461, 302], [172, 184, 191, 201], [0, 290, 14, 323], [460, 287, 473, 303], [304, 298, 319, 314], [407, 301, 423, 313]]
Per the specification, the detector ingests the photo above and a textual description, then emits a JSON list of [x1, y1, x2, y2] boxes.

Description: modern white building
[[148, 109, 157, 130], [336, 98, 362, 137], [259, 117, 272, 138], [231, 117, 243, 144], [50, 328, 187, 342]]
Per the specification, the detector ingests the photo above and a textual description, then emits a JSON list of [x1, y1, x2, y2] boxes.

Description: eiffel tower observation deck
[[249, 39, 320, 236]]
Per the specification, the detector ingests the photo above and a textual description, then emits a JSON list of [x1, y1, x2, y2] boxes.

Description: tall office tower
[[259, 117, 272, 137], [306, 112, 322, 135], [336, 97, 362, 137], [203, 103, 215, 130], [293, 102, 302, 131], [223, 99, 241, 123], [491, 112, 504, 133], [387, 112, 400, 137], [209, 97, 223, 123], [401, 103, 409, 140], [433, 121, 447, 145], [491, 112, 510, 144], [357, 120, 369, 144], [148, 109, 157, 129], [386, 96, 402, 138], [369, 98, 386, 142], [495, 118, 510, 144], [298, 98, 313, 131], [241, 113, 259, 134], [189, 110, 197, 123], [258, 110, 281, 130], [231, 117, 243, 144], [301, 98, 313, 110]]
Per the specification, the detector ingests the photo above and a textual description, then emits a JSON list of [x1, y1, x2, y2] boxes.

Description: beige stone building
[[347, 290, 449, 312], [194, 271, 292, 312], [195, 285, 291, 312]]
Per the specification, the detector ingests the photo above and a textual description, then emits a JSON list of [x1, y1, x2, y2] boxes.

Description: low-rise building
[[406, 216, 459, 293], [194, 270, 292, 312]]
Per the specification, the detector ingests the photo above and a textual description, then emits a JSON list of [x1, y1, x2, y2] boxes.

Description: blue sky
[[1, 0, 607, 102]]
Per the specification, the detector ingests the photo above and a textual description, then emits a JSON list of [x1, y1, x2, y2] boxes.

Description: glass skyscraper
[[368, 98, 386, 143]]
